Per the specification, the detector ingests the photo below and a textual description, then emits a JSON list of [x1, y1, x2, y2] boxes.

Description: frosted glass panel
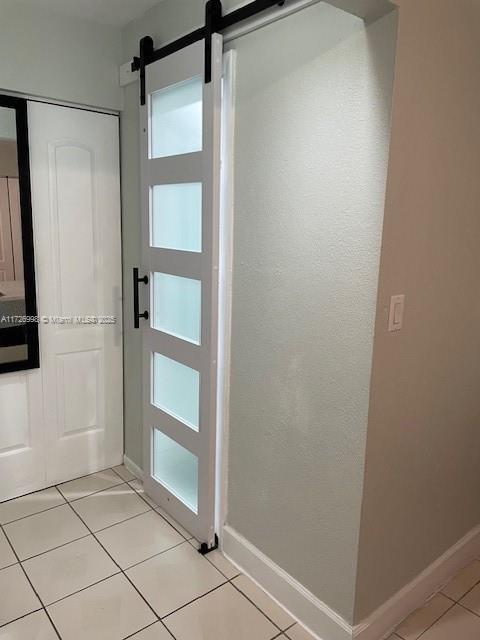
[[153, 272, 201, 344], [151, 77, 203, 158], [153, 430, 198, 513], [151, 183, 202, 252], [153, 353, 199, 430]]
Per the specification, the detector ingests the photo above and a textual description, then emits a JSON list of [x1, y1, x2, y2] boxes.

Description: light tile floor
[[0, 466, 311, 640], [4, 466, 477, 640], [390, 559, 480, 640]]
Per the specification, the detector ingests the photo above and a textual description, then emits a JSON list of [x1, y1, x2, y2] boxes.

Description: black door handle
[[133, 267, 149, 329]]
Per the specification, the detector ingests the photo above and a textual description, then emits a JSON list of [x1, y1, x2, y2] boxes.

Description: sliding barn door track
[[132, 0, 286, 103]]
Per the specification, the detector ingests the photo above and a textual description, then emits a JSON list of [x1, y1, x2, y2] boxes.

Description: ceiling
[[10, 0, 163, 28]]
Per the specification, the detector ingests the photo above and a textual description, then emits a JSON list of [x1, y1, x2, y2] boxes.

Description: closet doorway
[[0, 101, 123, 499]]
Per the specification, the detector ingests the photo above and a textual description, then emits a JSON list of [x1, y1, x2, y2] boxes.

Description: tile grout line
[[187, 538, 295, 634], [456, 600, 480, 620], [18, 540, 191, 610], [16, 541, 283, 639], [0, 468, 185, 636], [122, 539, 190, 572], [11, 541, 207, 621], [16, 533, 92, 563], [228, 576, 287, 634], [6, 487, 292, 640], [158, 566, 289, 634], [0, 467, 127, 526], [0, 606, 44, 631], [125, 482, 262, 603], [0, 484, 64, 508], [61, 498, 178, 640], [441, 593, 457, 604], [450, 576, 480, 605], [0, 498, 68, 527], [127, 484, 195, 542], [73, 477, 253, 635], [121, 469, 197, 544], [127, 476, 293, 634], [0, 465, 125, 514], [3, 504, 175, 567], [3, 490, 145, 544], [43, 569, 122, 607], [2, 467, 294, 639], [131, 487, 249, 594], [123, 619, 177, 640], [94, 507, 156, 534], [20, 536, 192, 609], [0, 466, 154, 638], [414, 597, 456, 640], [401, 587, 480, 640], [161, 581, 230, 620], [393, 564, 480, 640], [0, 484, 128, 528], [0, 522, 62, 639], [0, 558, 19, 571], [57, 480, 126, 504], [70, 501, 153, 534], [9, 502, 181, 566]]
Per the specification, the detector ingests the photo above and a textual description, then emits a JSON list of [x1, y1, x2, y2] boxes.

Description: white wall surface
[[0, 0, 122, 110], [121, 79, 144, 467], [354, 0, 480, 622], [225, 5, 397, 622]]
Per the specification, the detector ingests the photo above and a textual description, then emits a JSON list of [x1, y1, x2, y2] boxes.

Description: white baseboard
[[222, 525, 352, 640], [123, 455, 144, 481], [353, 523, 480, 640], [222, 523, 480, 640]]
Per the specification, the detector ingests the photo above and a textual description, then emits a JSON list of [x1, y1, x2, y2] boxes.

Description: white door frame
[[215, 49, 236, 541]]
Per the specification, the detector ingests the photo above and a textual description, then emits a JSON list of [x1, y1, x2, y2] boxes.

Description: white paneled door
[[140, 36, 223, 547], [29, 103, 123, 485], [0, 103, 123, 498], [0, 370, 45, 499]]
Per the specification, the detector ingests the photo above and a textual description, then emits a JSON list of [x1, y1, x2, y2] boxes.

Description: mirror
[[0, 95, 39, 373]]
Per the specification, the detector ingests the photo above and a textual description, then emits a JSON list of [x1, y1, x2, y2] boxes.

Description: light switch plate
[[388, 294, 405, 332]]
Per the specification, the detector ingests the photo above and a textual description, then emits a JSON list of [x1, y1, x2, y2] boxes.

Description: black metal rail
[[132, 0, 286, 103]]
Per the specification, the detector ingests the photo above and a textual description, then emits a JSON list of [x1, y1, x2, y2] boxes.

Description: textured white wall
[[354, 0, 480, 621], [225, 5, 397, 621], [120, 79, 143, 467], [0, 0, 122, 110]]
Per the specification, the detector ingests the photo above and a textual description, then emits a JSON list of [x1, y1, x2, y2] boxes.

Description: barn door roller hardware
[[132, 0, 286, 104]]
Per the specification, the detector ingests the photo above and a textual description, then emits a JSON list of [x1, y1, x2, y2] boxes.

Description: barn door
[[139, 35, 223, 548]]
